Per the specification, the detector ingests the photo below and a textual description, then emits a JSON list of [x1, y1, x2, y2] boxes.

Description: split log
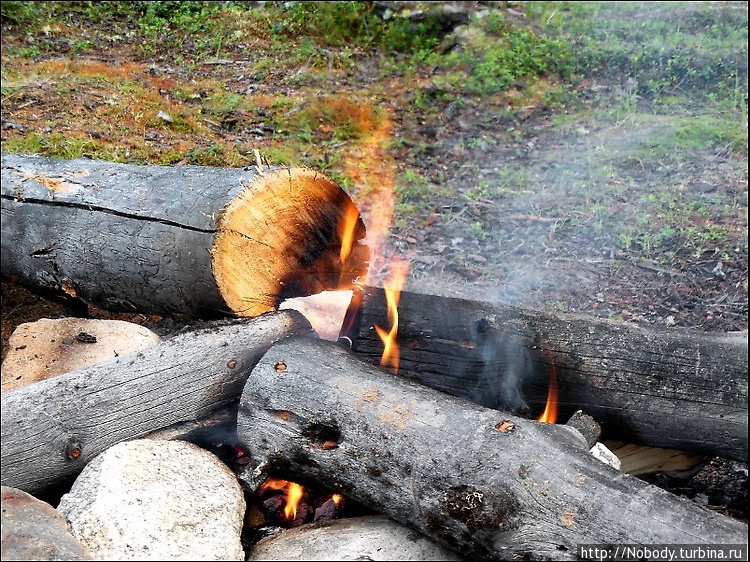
[[0, 310, 312, 495], [342, 287, 748, 461], [236, 336, 748, 561], [0, 152, 368, 318]]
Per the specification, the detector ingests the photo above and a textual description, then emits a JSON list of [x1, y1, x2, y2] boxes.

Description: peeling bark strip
[[0, 152, 368, 318], [0, 311, 312, 494], [346, 287, 749, 462], [236, 336, 748, 560]]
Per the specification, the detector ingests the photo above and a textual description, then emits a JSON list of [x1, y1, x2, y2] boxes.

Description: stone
[[57, 439, 245, 561], [247, 514, 465, 561], [1, 486, 93, 561], [1, 318, 161, 391]]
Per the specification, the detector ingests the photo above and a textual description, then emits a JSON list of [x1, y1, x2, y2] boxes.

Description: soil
[[1, 3, 747, 525]]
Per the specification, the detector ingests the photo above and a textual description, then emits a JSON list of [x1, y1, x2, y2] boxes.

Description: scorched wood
[[236, 336, 748, 561], [0, 310, 312, 495], [1, 152, 368, 318], [344, 287, 748, 462]]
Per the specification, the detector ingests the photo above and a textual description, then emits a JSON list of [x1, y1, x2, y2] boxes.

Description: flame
[[284, 482, 304, 519], [342, 104, 396, 285], [537, 356, 558, 424], [258, 477, 305, 521], [332, 493, 343, 505], [339, 203, 360, 267], [374, 258, 410, 373]]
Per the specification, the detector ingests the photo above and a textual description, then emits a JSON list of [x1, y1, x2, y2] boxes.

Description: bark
[[342, 287, 748, 461], [236, 336, 748, 561], [1, 152, 368, 318], [0, 310, 312, 494]]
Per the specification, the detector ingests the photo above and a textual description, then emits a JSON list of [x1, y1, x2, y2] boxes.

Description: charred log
[[343, 287, 748, 462]]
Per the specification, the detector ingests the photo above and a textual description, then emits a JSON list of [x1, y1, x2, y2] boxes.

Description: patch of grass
[[431, 13, 575, 97], [527, 1, 748, 100]]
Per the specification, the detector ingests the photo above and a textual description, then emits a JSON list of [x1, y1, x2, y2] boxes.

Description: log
[[0, 310, 312, 494], [0, 152, 368, 318], [342, 287, 748, 461], [236, 336, 748, 561]]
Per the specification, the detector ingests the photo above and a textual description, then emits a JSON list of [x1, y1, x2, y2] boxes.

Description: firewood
[[0, 311, 312, 495], [343, 286, 748, 461], [236, 335, 748, 561], [0, 153, 368, 318]]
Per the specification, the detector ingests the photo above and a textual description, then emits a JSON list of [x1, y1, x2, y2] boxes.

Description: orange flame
[[258, 477, 305, 521], [332, 493, 343, 505], [374, 258, 410, 373], [284, 482, 304, 519], [339, 203, 360, 266], [537, 357, 558, 424], [341, 104, 396, 286]]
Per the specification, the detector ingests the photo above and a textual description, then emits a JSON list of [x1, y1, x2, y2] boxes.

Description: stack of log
[[1, 154, 747, 560]]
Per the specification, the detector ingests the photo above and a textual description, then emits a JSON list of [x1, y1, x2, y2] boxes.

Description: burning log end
[[212, 168, 370, 317]]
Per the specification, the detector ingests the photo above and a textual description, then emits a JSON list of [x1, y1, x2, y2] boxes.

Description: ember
[[251, 477, 354, 531]]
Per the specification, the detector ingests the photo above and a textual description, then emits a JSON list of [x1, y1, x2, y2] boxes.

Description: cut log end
[[211, 168, 369, 317]]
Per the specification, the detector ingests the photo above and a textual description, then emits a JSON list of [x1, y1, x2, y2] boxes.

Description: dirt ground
[[1, 2, 747, 523]]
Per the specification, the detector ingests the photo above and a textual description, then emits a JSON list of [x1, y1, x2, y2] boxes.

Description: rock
[[1, 486, 93, 561], [247, 514, 465, 561], [57, 439, 246, 561], [1, 318, 161, 391]]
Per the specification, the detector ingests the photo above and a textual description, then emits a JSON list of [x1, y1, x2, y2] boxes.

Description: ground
[[1, 1, 747, 523]]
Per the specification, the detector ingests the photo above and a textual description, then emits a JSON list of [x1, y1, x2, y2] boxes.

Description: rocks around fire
[[247, 514, 465, 561], [0, 486, 93, 561], [56, 439, 246, 561], [1, 317, 161, 391]]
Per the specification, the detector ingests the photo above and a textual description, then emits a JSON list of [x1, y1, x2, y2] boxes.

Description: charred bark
[[236, 335, 748, 560], [342, 287, 748, 462]]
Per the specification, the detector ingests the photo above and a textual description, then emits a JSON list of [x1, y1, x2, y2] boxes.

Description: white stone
[[57, 439, 245, 561], [247, 514, 464, 561]]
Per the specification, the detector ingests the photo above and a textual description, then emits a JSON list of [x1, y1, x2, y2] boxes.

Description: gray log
[[344, 287, 748, 461], [0, 152, 367, 318], [0, 311, 312, 494], [236, 336, 748, 560]]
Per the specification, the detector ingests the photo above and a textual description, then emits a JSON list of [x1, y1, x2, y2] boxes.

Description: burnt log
[[0, 310, 312, 495], [236, 335, 748, 561], [342, 287, 748, 462], [1, 152, 368, 318]]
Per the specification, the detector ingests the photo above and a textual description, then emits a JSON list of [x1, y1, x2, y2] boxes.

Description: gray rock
[[1, 486, 93, 561], [57, 439, 245, 560], [248, 514, 465, 561]]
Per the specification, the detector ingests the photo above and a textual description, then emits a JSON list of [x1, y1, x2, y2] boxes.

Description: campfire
[[1, 153, 747, 559]]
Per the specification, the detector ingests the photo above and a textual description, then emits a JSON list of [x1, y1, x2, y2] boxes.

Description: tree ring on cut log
[[211, 168, 369, 317]]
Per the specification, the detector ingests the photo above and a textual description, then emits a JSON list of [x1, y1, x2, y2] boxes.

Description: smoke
[[467, 318, 533, 417]]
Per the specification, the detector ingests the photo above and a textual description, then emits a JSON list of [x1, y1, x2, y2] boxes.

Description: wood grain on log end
[[211, 168, 369, 317]]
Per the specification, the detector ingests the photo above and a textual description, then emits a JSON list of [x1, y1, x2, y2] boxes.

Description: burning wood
[[246, 476, 345, 530], [1, 153, 369, 319], [344, 286, 748, 461]]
